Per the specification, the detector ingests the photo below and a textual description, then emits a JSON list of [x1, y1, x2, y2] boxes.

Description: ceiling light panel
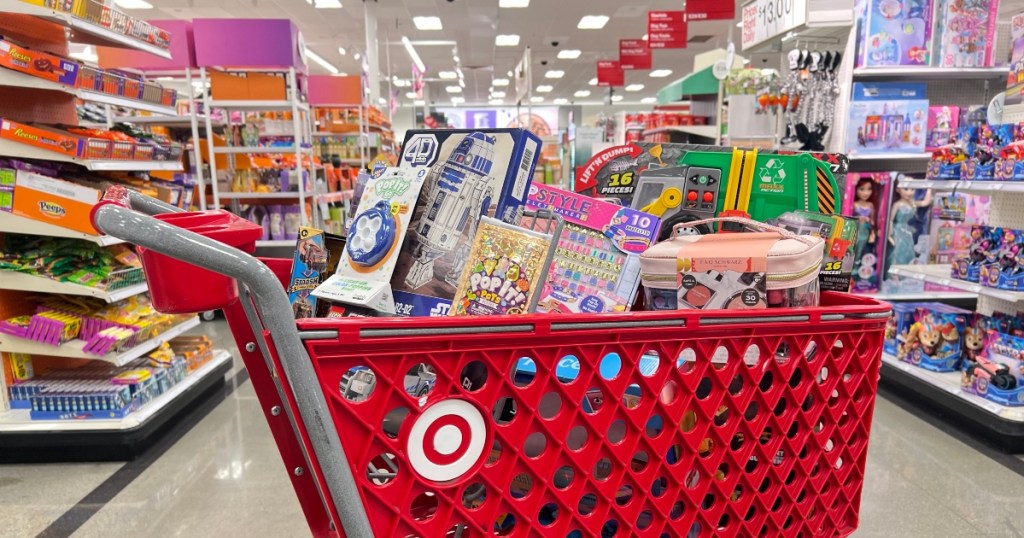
[[625, 84, 645, 91], [611, 95, 623, 102], [574, 90, 591, 97], [650, 69, 673, 77], [439, 71, 458, 79], [536, 85, 553, 93], [557, 49, 582, 59], [114, 0, 153, 9], [641, 97, 657, 104], [545, 70, 565, 79], [588, 77, 598, 86], [405, 92, 417, 98], [496, 34, 521, 47], [312, 0, 342, 7], [446, 86, 463, 93], [499, 0, 529, 7], [492, 78, 510, 86], [553, 98, 568, 105], [491, 91, 506, 98], [451, 96, 465, 104], [413, 16, 443, 31], [531, 96, 544, 103], [304, 47, 338, 74], [578, 15, 610, 29]]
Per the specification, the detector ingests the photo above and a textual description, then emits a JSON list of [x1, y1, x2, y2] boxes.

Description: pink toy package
[[926, 106, 960, 151], [843, 172, 891, 293], [932, 0, 998, 68], [525, 183, 660, 314]]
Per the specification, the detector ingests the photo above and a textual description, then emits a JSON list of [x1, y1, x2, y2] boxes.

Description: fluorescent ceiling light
[[113, 0, 153, 9], [446, 86, 463, 93], [611, 95, 624, 102], [439, 71, 458, 79], [496, 34, 521, 47], [155, 76, 174, 81], [378, 97, 386, 105], [499, 0, 529, 7], [405, 91, 418, 98], [588, 77, 598, 86], [401, 36, 426, 73], [553, 98, 568, 105], [458, 78, 466, 88], [305, 47, 339, 74], [490, 99, 504, 105], [650, 69, 673, 77], [451, 96, 465, 104], [491, 91, 506, 98], [530, 96, 544, 103], [625, 84, 645, 91], [574, 90, 591, 97], [354, 52, 361, 60], [413, 16, 443, 31], [536, 85, 553, 93], [507, 70, 514, 77], [393, 78, 411, 87], [336, 72, 349, 76], [338, 47, 346, 56], [457, 67, 465, 79], [492, 78, 510, 86], [545, 70, 565, 79], [414, 99, 426, 106], [642, 33, 648, 40], [578, 15, 610, 29], [557, 49, 582, 59], [736, 21, 743, 27], [312, 0, 342, 7], [641, 97, 657, 104]]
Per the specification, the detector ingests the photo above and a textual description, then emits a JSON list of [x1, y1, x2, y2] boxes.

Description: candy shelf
[[852, 66, 1008, 80], [0, 350, 232, 462], [0, 271, 147, 302], [213, 145, 304, 154], [0, 66, 177, 116], [901, 180, 1024, 194], [0, 138, 183, 172], [207, 99, 310, 112], [0, 316, 200, 366], [889, 264, 1024, 303], [880, 353, 1024, 450], [0, 0, 172, 58], [0, 211, 123, 246]]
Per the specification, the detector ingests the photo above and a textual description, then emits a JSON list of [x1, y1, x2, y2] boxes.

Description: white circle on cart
[[434, 425, 463, 455], [407, 399, 487, 482]]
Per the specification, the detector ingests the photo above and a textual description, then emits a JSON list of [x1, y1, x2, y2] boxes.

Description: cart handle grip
[[89, 188, 373, 538]]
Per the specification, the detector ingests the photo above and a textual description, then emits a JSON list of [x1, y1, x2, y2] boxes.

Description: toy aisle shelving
[[0, 4, 231, 462]]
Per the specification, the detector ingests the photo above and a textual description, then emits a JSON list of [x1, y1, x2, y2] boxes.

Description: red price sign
[[685, 0, 735, 21], [648, 11, 688, 49], [619, 39, 651, 70], [596, 60, 624, 87]]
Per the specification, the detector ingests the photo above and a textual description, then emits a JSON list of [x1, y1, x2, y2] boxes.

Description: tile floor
[[3, 319, 1024, 538]]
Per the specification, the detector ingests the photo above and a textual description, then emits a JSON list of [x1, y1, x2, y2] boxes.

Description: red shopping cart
[[90, 187, 891, 538]]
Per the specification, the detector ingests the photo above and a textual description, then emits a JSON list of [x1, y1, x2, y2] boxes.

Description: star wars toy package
[[391, 129, 541, 317], [526, 184, 660, 313], [313, 167, 427, 314], [286, 227, 345, 319]]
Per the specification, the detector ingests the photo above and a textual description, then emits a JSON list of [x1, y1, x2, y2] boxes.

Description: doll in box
[[887, 178, 932, 267], [844, 173, 890, 292], [851, 178, 879, 275]]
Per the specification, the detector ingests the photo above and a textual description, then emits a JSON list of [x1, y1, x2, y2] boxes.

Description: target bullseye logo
[[407, 399, 487, 482]]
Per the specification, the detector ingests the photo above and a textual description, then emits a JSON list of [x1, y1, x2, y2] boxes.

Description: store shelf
[[901, 179, 1024, 194], [0, 0, 172, 58], [218, 191, 303, 199], [0, 211, 123, 246], [853, 290, 978, 301], [0, 138, 182, 171], [849, 152, 932, 161], [208, 99, 309, 112], [317, 190, 353, 203], [882, 353, 1024, 421], [0, 271, 147, 302], [115, 115, 219, 127], [889, 264, 1024, 302], [76, 90, 176, 116], [0, 67, 177, 115], [213, 145, 306, 154], [853, 66, 1008, 80], [0, 350, 230, 433], [256, 240, 294, 247], [641, 125, 718, 139], [0, 316, 200, 366]]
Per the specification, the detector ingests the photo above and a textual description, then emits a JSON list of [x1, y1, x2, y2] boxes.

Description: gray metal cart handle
[[90, 187, 372, 538]]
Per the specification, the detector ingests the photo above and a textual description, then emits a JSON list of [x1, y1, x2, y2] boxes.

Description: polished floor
[[3, 319, 1024, 538]]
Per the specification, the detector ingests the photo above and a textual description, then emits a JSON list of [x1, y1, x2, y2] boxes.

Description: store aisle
[[3, 319, 1024, 538]]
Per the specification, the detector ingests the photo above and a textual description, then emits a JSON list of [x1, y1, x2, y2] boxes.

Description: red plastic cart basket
[[91, 188, 891, 538]]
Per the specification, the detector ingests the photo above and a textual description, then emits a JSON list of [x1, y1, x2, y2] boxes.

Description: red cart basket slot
[[90, 189, 891, 538]]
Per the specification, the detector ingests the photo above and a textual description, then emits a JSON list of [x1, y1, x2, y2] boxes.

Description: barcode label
[[512, 139, 537, 200]]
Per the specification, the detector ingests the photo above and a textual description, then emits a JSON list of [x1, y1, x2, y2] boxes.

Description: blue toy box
[[962, 332, 1024, 406], [856, 0, 934, 67], [884, 302, 932, 357], [286, 227, 345, 319], [896, 304, 970, 371], [953, 225, 994, 283], [391, 129, 541, 317], [847, 83, 929, 156]]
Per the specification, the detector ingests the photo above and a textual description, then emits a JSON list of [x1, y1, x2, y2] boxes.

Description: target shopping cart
[[90, 187, 891, 538]]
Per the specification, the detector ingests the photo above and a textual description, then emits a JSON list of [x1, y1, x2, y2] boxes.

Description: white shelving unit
[[219, 191, 302, 199], [852, 66, 1009, 81], [900, 179, 1024, 194], [848, 152, 931, 162], [213, 145, 302, 154], [0, 350, 230, 432], [0, 272, 147, 302], [854, 290, 978, 301], [889, 264, 1024, 303], [0, 211, 123, 245], [0, 139, 182, 172], [641, 125, 718, 140], [0, 316, 200, 367]]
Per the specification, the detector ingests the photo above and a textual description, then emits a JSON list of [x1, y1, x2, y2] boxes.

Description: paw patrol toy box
[[390, 129, 541, 317], [891, 302, 970, 372], [574, 143, 844, 240]]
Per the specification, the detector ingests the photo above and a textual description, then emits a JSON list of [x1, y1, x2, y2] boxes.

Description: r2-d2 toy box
[[391, 129, 542, 316]]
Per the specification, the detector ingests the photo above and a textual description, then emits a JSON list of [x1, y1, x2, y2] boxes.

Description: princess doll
[[851, 178, 878, 274], [888, 177, 933, 267]]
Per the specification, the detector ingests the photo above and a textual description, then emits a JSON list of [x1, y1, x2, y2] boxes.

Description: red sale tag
[[648, 11, 688, 49], [619, 39, 652, 70], [596, 60, 624, 86], [685, 0, 736, 21]]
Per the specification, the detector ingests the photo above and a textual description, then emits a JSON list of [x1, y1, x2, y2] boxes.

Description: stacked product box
[[885, 301, 971, 372]]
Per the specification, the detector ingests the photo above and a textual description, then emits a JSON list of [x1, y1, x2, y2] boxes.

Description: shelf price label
[[741, 0, 808, 50], [685, 0, 736, 21], [596, 60, 624, 87], [647, 11, 688, 49], [619, 39, 652, 70]]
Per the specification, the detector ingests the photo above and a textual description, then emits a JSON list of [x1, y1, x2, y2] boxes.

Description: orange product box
[[83, 138, 112, 159], [0, 119, 82, 157], [134, 145, 154, 161], [0, 39, 79, 86], [110, 140, 134, 160], [12, 170, 101, 234]]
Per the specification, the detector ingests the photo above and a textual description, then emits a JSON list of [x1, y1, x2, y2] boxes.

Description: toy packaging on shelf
[[772, 211, 858, 292], [932, 0, 999, 68], [448, 216, 556, 316], [286, 227, 345, 319], [927, 192, 989, 266], [953, 224, 995, 282], [313, 167, 428, 314], [893, 303, 970, 372], [843, 173, 891, 293], [847, 83, 929, 155], [883, 176, 933, 294], [962, 331, 1024, 406], [855, 0, 935, 67], [1006, 12, 1024, 107], [979, 227, 1024, 290], [926, 106, 960, 151], [526, 184, 660, 313], [389, 129, 541, 317]]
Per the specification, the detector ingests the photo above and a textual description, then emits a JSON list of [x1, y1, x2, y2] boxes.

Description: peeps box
[[856, 0, 934, 67], [526, 183, 660, 314], [390, 129, 541, 317], [846, 83, 929, 155]]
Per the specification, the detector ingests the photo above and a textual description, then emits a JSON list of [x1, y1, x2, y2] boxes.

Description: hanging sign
[[685, 0, 736, 21], [741, 0, 808, 51], [619, 39, 652, 70], [648, 11, 688, 49], [596, 60, 624, 87]]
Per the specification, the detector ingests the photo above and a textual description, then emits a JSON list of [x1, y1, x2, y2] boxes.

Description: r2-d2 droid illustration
[[405, 132, 496, 289]]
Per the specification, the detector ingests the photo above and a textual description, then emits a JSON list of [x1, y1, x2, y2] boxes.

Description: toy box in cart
[[575, 142, 844, 239], [390, 129, 541, 316]]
